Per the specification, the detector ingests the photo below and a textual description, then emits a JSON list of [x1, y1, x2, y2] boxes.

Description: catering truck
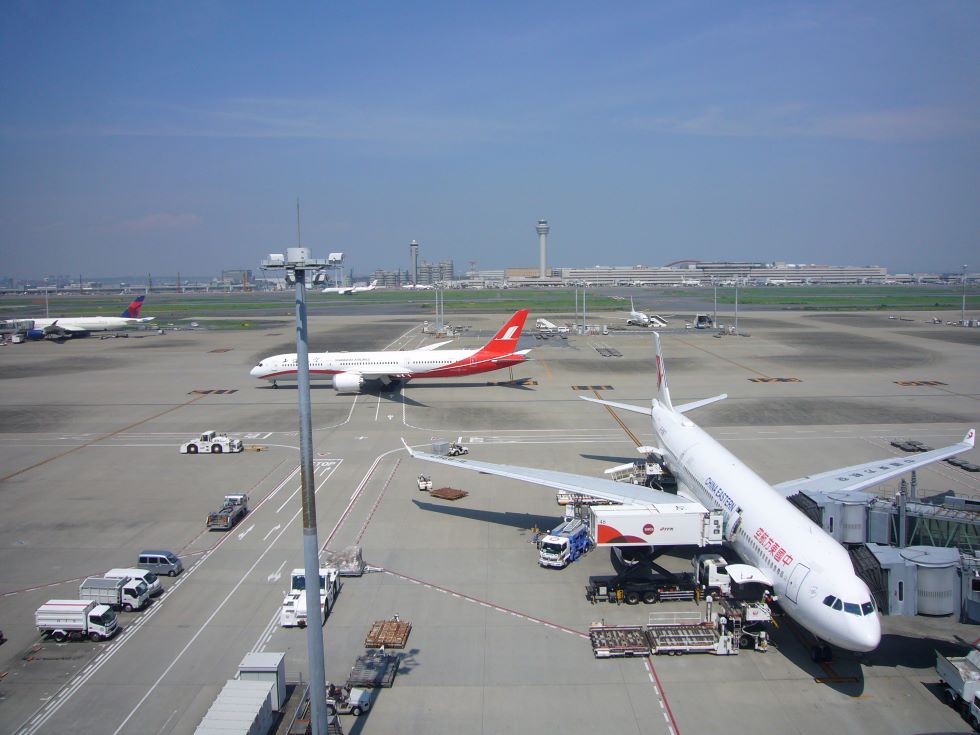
[[35, 599, 119, 642], [79, 576, 150, 612], [538, 518, 592, 568], [588, 503, 723, 548]]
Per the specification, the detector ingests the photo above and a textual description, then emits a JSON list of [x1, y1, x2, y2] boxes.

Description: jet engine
[[332, 372, 365, 394]]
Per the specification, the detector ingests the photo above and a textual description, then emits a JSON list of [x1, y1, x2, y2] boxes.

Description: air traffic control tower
[[536, 219, 550, 278]]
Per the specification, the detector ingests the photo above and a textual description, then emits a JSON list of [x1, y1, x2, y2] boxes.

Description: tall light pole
[[962, 264, 968, 325], [261, 248, 329, 734]]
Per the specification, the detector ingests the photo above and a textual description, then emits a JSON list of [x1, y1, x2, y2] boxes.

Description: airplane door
[[785, 563, 811, 604]]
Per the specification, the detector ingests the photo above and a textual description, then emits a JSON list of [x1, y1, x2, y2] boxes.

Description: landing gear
[[810, 643, 833, 662], [272, 380, 278, 389]]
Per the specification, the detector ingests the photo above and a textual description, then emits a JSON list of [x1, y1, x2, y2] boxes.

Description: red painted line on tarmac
[[647, 655, 682, 735], [381, 567, 589, 639]]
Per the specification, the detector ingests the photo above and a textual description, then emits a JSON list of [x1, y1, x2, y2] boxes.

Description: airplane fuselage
[[252, 347, 528, 383], [652, 403, 881, 652], [29, 316, 148, 332]]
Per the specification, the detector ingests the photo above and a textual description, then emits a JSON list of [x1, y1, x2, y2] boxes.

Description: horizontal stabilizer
[[675, 394, 727, 414], [418, 340, 453, 351], [578, 395, 652, 416]]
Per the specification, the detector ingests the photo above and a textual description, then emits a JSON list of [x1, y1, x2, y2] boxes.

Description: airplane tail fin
[[483, 309, 529, 355], [652, 332, 673, 411], [121, 295, 146, 318]]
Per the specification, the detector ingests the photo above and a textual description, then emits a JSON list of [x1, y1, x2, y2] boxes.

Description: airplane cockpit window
[[861, 601, 875, 615], [832, 598, 843, 611], [843, 602, 861, 616], [822, 595, 837, 607]]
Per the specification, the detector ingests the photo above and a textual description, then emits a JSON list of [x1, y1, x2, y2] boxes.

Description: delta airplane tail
[[120, 295, 146, 319], [480, 308, 529, 356]]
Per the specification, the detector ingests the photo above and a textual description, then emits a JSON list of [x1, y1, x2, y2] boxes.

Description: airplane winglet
[[965, 428, 976, 448]]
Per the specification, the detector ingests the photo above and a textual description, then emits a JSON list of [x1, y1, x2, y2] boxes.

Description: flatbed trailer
[[365, 618, 411, 649], [347, 650, 399, 689], [589, 625, 649, 658]]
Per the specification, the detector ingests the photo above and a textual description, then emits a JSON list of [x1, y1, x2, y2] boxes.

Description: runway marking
[[353, 458, 400, 545], [674, 336, 772, 379], [237, 524, 255, 541], [380, 567, 589, 639], [263, 524, 282, 541], [646, 656, 681, 735], [267, 560, 287, 583], [0, 393, 208, 484], [592, 390, 643, 447]]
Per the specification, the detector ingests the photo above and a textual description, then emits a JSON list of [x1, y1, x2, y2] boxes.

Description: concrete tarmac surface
[[0, 309, 978, 734]]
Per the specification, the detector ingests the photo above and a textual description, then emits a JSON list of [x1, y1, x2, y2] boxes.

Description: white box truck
[[589, 503, 722, 547], [104, 568, 163, 596], [80, 576, 150, 612], [35, 599, 119, 642]]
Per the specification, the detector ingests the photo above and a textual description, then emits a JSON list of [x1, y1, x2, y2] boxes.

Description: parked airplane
[[251, 309, 531, 392], [322, 279, 379, 295], [21, 295, 154, 339], [405, 333, 976, 659], [402, 283, 436, 290]]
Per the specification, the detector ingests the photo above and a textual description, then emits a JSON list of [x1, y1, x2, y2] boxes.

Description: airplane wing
[[773, 429, 975, 497], [579, 394, 725, 416], [401, 440, 703, 507], [418, 340, 454, 351]]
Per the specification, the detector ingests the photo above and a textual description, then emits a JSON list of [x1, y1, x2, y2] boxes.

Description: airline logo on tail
[[480, 309, 529, 356], [656, 355, 664, 388], [121, 295, 146, 318]]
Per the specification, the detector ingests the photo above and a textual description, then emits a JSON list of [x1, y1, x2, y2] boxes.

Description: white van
[[104, 568, 163, 596]]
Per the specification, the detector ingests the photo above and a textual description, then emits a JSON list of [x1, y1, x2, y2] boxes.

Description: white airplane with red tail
[[405, 332, 975, 659], [251, 309, 531, 392]]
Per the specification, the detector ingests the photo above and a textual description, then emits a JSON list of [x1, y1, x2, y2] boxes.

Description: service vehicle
[[588, 503, 723, 548], [179, 430, 243, 454], [446, 441, 468, 457], [538, 518, 592, 568], [35, 599, 119, 642], [137, 549, 183, 576], [326, 683, 373, 716], [104, 567, 163, 596], [937, 649, 980, 727], [206, 493, 249, 530], [417, 474, 433, 491], [693, 554, 775, 600], [79, 576, 149, 612], [280, 567, 340, 627], [586, 572, 698, 605]]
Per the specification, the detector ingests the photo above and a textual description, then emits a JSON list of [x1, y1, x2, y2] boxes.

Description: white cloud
[[621, 104, 979, 143]]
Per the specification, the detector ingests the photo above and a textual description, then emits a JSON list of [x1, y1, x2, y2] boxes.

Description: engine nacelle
[[332, 372, 365, 394]]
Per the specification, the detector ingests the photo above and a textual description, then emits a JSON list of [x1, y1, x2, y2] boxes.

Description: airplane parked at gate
[[405, 332, 975, 659], [251, 309, 531, 392], [13, 295, 154, 339], [322, 279, 379, 295]]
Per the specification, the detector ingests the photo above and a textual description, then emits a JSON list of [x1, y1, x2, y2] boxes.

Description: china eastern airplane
[[251, 309, 531, 392], [24, 295, 154, 339], [322, 279, 379, 295], [405, 332, 975, 659]]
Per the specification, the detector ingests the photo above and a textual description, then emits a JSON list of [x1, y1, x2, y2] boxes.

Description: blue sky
[[1, 2, 977, 279]]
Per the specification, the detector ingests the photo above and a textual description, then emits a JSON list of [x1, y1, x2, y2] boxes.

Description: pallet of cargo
[[589, 624, 650, 658], [347, 650, 399, 689], [429, 487, 468, 501], [365, 618, 411, 649]]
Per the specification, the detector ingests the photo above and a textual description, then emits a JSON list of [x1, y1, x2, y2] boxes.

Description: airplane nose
[[250, 365, 262, 378], [848, 617, 882, 653]]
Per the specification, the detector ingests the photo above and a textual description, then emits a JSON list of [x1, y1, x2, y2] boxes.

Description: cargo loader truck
[[206, 493, 249, 530], [35, 599, 119, 642]]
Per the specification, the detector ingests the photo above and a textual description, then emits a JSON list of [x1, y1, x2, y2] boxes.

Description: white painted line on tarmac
[[263, 524, 282, 541]]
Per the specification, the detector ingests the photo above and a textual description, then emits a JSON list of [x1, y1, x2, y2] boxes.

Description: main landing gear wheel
[[272, 381, 278, 389]]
